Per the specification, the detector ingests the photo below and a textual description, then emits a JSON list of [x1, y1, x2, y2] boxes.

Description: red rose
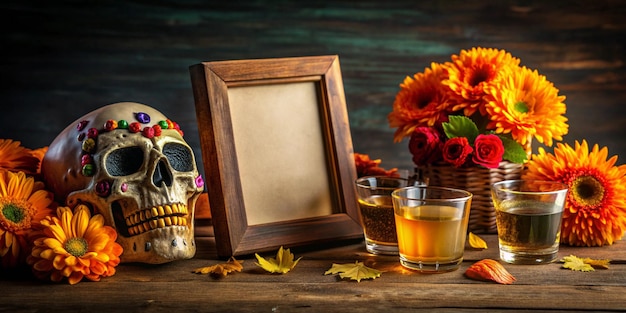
[[473, 134, 504, 168], [408, 127, 442, 166], [442, 137, 472, 167]]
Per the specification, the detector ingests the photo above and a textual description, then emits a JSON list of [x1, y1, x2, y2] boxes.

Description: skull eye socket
[[106, 146, 144, 176], [163, 143, 194, 172]]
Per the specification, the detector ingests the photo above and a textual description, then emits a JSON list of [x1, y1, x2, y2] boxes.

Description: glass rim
[[391, 185, 472, 202], [492, 179, 569, 195], [354, 175, 410, 190], [355, 175, 409, 184]]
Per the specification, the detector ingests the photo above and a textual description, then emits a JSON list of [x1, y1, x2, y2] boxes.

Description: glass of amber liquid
[[491, 180, 568, 264], [391, 186, 472, 273], [355, 176, 425, 255]]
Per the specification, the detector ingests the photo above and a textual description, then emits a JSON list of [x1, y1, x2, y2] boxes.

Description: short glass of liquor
[[355, 176, 425, 255], [391, 186, 472, 273], [491, 180, 568, 265]]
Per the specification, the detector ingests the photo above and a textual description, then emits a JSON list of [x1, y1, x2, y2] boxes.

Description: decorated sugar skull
[[42, 102, 204, 264]]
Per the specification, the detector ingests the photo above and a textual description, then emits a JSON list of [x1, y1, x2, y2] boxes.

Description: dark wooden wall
[[2, 0, 625, 176]]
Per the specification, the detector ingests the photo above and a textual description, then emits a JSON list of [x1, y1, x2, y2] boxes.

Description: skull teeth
[[126, 203, 189, 236]]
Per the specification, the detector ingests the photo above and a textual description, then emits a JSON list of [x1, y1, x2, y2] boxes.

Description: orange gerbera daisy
[[27, 205, 123, 284], [484, 66, 568, 147], [0, 139, 40, 175], [443, 47, 521, 117], [388, 62, 452, 142], [523, 140, 626, 246], [0, 170, 54, 268]]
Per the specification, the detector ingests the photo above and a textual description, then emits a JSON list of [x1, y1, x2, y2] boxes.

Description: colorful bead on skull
[[42, 102, 204, 264]]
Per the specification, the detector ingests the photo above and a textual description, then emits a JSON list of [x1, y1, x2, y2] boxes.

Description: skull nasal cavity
[[153, 160, 173, 187]]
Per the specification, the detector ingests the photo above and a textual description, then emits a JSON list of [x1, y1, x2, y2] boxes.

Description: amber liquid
[[394, 205, 467, 263], [358, 196, 397, 244]]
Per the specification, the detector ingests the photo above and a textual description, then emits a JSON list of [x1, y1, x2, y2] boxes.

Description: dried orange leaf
[[468, 232, 488, 249], [192, 257, 243, 277], [255, 246, 302, 274], [324, 261, 382, 282], [561, 255, 610, 271], [465, 259, 516, 284]]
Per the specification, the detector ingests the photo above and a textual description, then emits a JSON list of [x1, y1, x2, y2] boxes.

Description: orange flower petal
[[53, 254, 68, 270], [68, 272, 83, 285]]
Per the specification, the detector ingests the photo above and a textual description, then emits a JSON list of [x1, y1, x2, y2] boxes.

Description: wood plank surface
[[2, 232, 625, 312], [1, 1, 626, 312]]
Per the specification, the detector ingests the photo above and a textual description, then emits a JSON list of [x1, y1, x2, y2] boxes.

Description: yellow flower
[[0, 139, 40, 175], [523, 140, 626, 246], [27, 205, 123, 284], [0, 170, 54, 268], [484, 66, 568, 147], [443, 47, 521, 117], [388, 62, 452, 142]]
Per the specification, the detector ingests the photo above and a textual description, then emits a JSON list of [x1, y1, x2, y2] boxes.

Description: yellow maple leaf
[[561, 255, 610, 272], [468, 232, 488, 249], [583, 257, 610, 269], [324, 261, 382, 282], [192, 257, 244, 278], [255, 246, 302, 274]]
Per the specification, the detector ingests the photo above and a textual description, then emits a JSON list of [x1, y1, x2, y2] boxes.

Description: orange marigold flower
[[29, 146, 48, 175], [388, 62, 453, 142], [443, 47, 521, 117], [0, 139, 40, 175], [0, 170, 54, 268], [354, 153, 398, 178], [27, 205, 123, 284], [484, 66, 568, 147], [523, 140, 626, 246]]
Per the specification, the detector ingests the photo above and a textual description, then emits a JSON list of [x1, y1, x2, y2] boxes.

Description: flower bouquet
[[388, 47, 569, 233], [0, 139, 122, 284]]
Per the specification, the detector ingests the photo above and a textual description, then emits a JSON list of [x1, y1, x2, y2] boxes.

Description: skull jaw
[[118, 226, 196, 264]]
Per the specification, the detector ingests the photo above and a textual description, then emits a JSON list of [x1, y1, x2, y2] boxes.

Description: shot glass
[[391, 186, 472, 273], [491, 180, 568, 264], [355, 176, 425, 255]]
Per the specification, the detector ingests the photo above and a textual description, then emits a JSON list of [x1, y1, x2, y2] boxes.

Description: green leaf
[[324, 261, 383, 282], [498, 135, 527, 163], [442, 116, 479, 142]]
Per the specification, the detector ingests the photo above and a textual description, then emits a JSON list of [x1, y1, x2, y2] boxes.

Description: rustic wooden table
[[2, 224, 625, 312]]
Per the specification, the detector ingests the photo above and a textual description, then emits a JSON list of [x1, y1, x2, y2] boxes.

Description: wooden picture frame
[[189, 55, 362, 258]]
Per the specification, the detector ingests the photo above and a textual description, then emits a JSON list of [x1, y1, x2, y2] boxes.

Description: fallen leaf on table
[[468, 232, 488, 249], [255, 246, 302, 274], [465, 259, 516, 284], [324, 261, 382, 282], [192, 257, 244, 278], [561, 255, 610, 271], [583, 257, 611, 269]]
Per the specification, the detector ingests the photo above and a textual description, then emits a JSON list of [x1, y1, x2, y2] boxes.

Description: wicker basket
[[421, 161, 524, 233]]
